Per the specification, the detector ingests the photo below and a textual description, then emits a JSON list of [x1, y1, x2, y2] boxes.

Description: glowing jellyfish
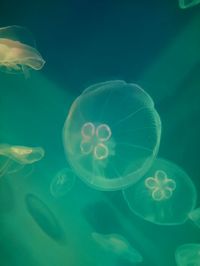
[[0, 143, 45, 177], [179, 0, 200, 9], [50, 168, 76, 198], [92, 232, 143, 264], [63, 80, 161, 191], [123, 158, 200, 227], [175, 243, 200, 266], [0, 25, 45, 76]]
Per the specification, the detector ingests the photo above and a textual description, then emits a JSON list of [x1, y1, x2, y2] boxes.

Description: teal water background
[[0, 1, 200, 265]]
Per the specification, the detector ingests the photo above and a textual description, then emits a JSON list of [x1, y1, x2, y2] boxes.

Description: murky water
[[0, 1, 200, 266]]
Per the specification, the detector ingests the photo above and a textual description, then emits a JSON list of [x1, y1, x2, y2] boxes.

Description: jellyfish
[[0, 143, 45, 178], [175, 243, 200, 266], [50, 168, 76, 198], [123, 158, 200, 228], [25, 193, 66, 243], [0, 25, 45, 76], [92, 232, 143, 264], [179, 0, 200, 9], [63, 80, 161, 191]]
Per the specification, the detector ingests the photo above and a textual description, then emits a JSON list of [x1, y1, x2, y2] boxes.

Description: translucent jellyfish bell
[[123, 158, 200, 227], [92, 232, 143, 264], [179, 0, 200, 9], [0, 143, 45, 177], [0, 25, 45, 76], [63, 80, 161, 191], [50, 168, 76, 198], [175, 243, 200, 266]]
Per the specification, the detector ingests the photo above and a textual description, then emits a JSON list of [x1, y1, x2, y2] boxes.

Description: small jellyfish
[[63, 80, 161, 191], [123, 158, 200, 228], [0, 143, 45, 178], [50, 168, 76, 198], [179, 0, 200, 9], [0, 25, 45, 76], [175, 243, 200, 266], [92, 232, 143, 264]]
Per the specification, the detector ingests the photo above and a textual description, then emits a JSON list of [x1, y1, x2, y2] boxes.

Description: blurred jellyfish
[[188, 208, 200, 228], [50, 168, 76, 198], [92, 232, 143, 264], [123, 158, 200, 228], [175, 243, 200, 266], [63, 80, 161, 191], [0, 25, 45, 76], [179, 0, 200, 9], [0, 143, 44, 178], [25, 193, 66, 243]]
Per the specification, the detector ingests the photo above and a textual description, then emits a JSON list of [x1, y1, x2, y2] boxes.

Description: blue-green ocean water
[[0, 1, 200, 265]]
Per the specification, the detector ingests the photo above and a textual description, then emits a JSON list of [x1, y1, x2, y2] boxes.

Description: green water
[[0, 1, 200, 266]]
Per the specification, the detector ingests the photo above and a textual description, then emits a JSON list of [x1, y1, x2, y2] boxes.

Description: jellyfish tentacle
[[118, 125, 158, 135], [0, 158, 12, 178], [112, 106, 147, 128], [116, 142, 153, 153], [6, 163, 24, 175]]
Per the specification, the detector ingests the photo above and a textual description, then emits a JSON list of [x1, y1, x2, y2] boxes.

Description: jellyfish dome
[[123, 158, 197, 225], [63, 80, 161, 191]]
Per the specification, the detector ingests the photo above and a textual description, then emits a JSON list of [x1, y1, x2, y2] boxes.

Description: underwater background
[[0, 1, 200, 265]]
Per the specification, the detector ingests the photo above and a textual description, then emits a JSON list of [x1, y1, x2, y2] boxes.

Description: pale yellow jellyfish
[[0, 25, 45, 76], [0, 143, 45, 177]]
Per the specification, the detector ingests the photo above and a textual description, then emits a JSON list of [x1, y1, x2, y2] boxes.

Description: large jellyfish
[[63, 80, 161, 191], [0, 25, 45, 76], [175, 243, 200, 266], [0, 144, 45, 177], [179, 0, 200, 9], [50, 168, 76, 198], [92, 232, 143, 264], [123, 158, 200, 227]]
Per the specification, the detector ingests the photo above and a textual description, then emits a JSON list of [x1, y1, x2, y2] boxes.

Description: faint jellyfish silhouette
[[0, 25, 45, 76], [179, 0, 200, 9], [123, 158, 200, 227], [0, 143, 45, 178], [188, 208, 200, 228], [63, 80, 161, 191], [92, 232, 143, 264], [175, 243, 200, 266], [25, 193, 66, 243], [50, 168, 76, 198]]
